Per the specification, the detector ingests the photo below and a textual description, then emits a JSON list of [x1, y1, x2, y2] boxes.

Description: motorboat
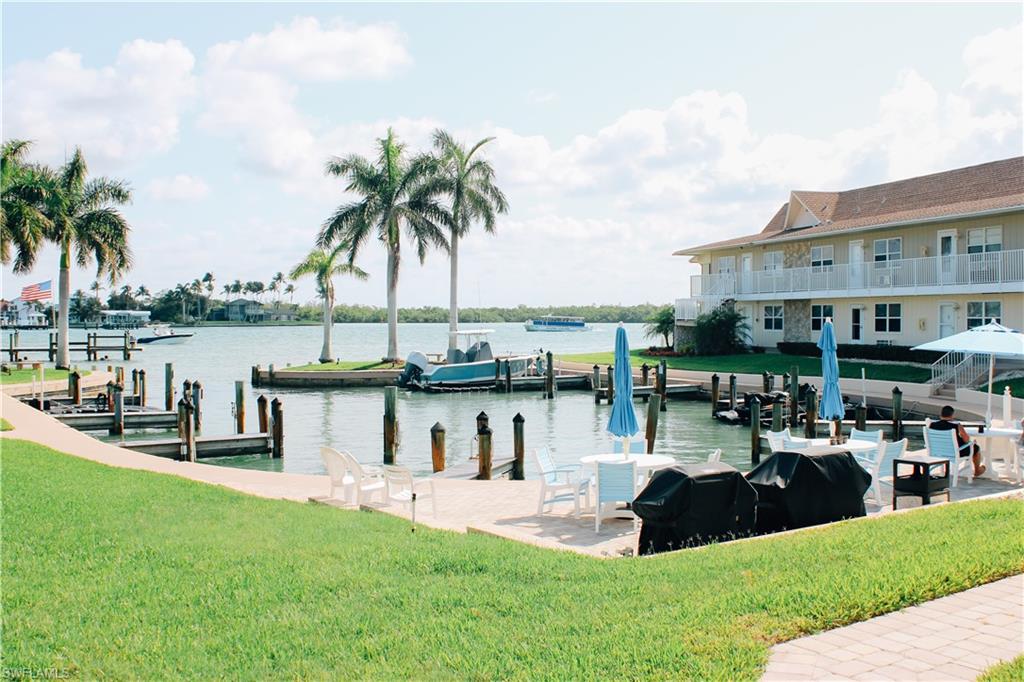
[[135, 324, 194, 345], [524, 315, 591, 332], [397, 330, 533, 390]]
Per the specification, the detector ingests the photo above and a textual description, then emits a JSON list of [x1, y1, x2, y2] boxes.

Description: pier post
[[805, 387, 818, 439], [855, 403, 867, 432], [645, 394, 661, 453], [122, 331, 131, 360], [110, 384, 124, 436], [383, 386, 398, 465], [182, 379, 193, 415], [728, 374, 737, 410], [7, 331, 14, 362], [771, 401, 782, 432], [137, 369, 147, 407], [68, 371, 80, 403], [710, 374, 720, 417], [49, 333, 56, 362], [762, 371, 771, 393], [750, 396, 762, 465], [545, 351, 554, 400], [271, 398, 284, 458], [659, 359, 668, 412], [477, 424, 493, 480], [251, 365, 261, 388], [891, 387, 903, 441], [606, 365, 614, 404], [191, 381, 203, 435], [504, 359, 512, 394], [592, 364, 601, 390], [494, 359, 502, 388], [641, 363, 650, 386], [234, 380, 245, 433], [789, 366, 800, 428], [512, 413, 525, 480], [476, 410, 490, 434], [164, 363, 174, 411], [181, 398, 196, 463], [131, 368, 139, 398], [105, 381, 115, 412], [257, 394, 269, 433], [430, 422, 446, 473]]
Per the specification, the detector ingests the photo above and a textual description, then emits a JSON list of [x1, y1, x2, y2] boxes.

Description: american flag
[[20, 280, 52, 303]]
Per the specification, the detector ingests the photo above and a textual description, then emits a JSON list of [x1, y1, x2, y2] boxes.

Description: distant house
[[265, 304, 298, 322], [225, 299, 265, 322], [1, 298, 49, 327], [101, 310, 151, 329]]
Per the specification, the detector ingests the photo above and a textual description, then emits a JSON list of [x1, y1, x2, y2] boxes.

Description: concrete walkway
[[762, 575, 1024, 681]]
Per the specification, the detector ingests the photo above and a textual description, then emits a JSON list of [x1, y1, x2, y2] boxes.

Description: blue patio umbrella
[[607, 323, 640, 454], [817, 319, 845, 430]]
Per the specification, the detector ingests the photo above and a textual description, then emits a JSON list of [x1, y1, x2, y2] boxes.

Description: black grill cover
[[745, 446, 871, 533], [633, 463, 757, 555]]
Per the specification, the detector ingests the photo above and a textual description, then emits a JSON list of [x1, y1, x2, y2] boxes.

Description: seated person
[[928, 405, 985, 476]]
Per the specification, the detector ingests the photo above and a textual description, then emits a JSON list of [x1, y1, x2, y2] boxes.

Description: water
[[7, 323, 756, 475]]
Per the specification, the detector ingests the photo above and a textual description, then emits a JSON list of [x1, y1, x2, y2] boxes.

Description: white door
[[937, 231, 957, 284], [740, 306, 754, 346], [938, 303, 956, 338], [849, 240, 864, 288], [740, 253, 753, 294]]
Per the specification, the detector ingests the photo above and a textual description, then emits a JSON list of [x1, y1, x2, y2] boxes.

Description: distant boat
[[524, 315, 591, 332], [135, 324, 194, 345], [397, 330, 533, 389]]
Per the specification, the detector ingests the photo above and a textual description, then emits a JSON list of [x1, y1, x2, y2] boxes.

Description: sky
[[2, 2, 1021, 308]]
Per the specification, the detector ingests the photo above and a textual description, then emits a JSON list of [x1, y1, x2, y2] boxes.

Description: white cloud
[[146, 174, 210, 201], [2, 40, 196, 167], [527, 90, 557, 104], [963, 22, 1022, 97]]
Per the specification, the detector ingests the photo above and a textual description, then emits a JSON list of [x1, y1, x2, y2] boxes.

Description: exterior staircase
[[929, 351, 989, 397]]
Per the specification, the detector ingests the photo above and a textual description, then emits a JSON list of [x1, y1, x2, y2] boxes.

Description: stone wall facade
[[783, 299, 811, 342]]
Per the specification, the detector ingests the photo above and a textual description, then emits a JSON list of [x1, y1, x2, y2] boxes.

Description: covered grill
[[632, 462, 757, 555]]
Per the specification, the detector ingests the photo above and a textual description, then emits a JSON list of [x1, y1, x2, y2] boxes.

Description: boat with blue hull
[[397, 330, 534, 390], [524, 315, 591, 332]]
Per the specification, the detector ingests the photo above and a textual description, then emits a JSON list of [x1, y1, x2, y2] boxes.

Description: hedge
[[777, 342, 943, 364]]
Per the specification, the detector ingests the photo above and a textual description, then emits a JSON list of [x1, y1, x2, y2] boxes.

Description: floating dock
[[119, 433, 274, 459]]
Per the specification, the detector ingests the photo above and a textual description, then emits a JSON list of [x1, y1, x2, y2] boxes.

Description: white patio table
[[964, 426, 1023, 480], [788, 438, 880, 453], [579, 453, 676, 485]]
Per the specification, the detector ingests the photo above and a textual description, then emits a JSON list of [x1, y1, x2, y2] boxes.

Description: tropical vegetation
[[643, 305, 676, 348], [289, 243, 367, 362], [4, 440, 1022, 678], [691, 306, 750, 356]]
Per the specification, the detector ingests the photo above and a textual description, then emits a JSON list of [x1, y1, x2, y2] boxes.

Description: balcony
[[690, 249, 1024, 301]]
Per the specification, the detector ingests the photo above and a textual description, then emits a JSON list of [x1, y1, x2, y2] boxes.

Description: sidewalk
[[762, 574, 1023, 680]]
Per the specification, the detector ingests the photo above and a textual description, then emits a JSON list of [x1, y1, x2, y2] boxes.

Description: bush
[[777, 342, 943, 363], [692, 307, 749, 356]]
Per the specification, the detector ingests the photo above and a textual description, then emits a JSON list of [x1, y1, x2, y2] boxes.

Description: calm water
[[8, 323, 756, 476]]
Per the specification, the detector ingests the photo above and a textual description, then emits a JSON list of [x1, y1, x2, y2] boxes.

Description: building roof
[[674, 156, 1024, 255]]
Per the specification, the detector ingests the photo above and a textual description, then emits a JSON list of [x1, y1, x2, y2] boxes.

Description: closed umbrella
[[607, 323, 639, 456], [817, 319, 845, 438]]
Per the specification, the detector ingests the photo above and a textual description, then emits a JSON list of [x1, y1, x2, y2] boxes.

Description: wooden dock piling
[[234, 380, 245, 433], [855, 403, 867, 431], [477, 419, 493, 481], [658, 359, 668, 412], [728, 374, 737, 410], [131, 368, 139, 396], [710, 374, 720, 417], [805, 387, 818, 438], [789, 366, 800, 428], [430, 422, 446, 473], [512, 413, 525, 480], [495, 359, 502, 386], [123, 330, 132, 360], [641, 363, 650, 386], [891, 387, 903, 440], [111, 384, 124, 436], [257, 394, 269, 433], [383, 386, 398, 465], [750, 396, 762, 465], [762, 371, 771, 392], [164, 363, 174, 411], [504, 359, 513, 393], [138, 369, 147, 406], [592, 364, 601, 390], [270, 398, 283, 458], [544, 351, 554, 400], [645, 394, 661, 453], [606, 365, 614, 404], [68, 370, 82, 404], [191, 381, 203, 435], [180, 398, 196, 462], [771, 401, 782, 432]]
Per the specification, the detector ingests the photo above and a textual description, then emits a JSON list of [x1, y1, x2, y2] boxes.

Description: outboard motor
[[397, 351, 430, 388]]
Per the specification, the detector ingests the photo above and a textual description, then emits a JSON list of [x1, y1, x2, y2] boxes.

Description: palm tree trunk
[[320, 292, 333, 363], [55, 244, 71, 369], [386, 248, 399, 362], [448, 232, 459, 351]]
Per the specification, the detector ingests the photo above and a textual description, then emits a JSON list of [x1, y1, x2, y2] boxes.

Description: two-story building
[[674, 157, 1024, 350]]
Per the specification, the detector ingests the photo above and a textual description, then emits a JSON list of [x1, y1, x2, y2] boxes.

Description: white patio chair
[[858, 438, 905, 505], [767, 428, 809, 452], [382, 465, 437, 517], [850, 427, 884, 446], [707, 448, 722, 463], [532, 446, 591, 518], [319, 447, 385, 505], [612, 439, 649, 455], [924, 427, 973, 487], [595, 460, 638, 533]]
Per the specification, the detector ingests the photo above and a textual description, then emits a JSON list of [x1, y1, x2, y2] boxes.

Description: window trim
[[763, 304, 784, 331], [967, 226, 1002, 254], [811, 303, 834, 332], [966, 300, 1001, 328], [810, 245, 834, 271], [874, 302, 902, 334], [762, 250, 784, 271], [873, 237, 903, 263]]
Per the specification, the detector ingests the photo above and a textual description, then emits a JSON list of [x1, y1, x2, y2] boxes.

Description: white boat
[[135, 324, 194, 345], [397, 330, 533, 390], [524, 315, 591, 332]]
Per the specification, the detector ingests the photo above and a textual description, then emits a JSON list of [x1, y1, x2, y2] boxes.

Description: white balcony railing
[[691, 249, 1024, 299]]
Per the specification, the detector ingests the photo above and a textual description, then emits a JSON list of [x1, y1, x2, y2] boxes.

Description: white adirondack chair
[[320, 447, 385, 505], [924, 426, 974, 487], [857, 438, 904, 505], [382, 465, 437, 517], [767, 428, 809, 452], [533, 447, 591, 518], [594, 460, 638, 533]]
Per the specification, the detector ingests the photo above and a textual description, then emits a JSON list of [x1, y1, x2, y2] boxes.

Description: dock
[[593, 383, 700, 401], [119, 433, 274, 459], [433, 456, 517, 480], [54, 410, 178, 431]]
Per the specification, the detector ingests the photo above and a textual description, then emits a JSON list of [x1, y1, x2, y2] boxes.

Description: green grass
[[0, 367, 89, 386], [4, 439, 1022, 679], [1, 418, 12, 431], [979, 655, 1024, 681], [987, 377, 1024, 400], [286, 359, 396, 371], [564, 350, 932, 383]]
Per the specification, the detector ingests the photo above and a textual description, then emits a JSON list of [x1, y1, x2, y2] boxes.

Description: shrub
[[643, 306, 676, 348], [692, 307, 749, 356], [776, 342, 943, 363]]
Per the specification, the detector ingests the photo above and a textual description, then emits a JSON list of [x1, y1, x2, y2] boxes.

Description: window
[[764, 305, 784, 331], [874, 303, 902, 333], [763, 251, 783, 271], [811, 304, 834, 331], [873, 238, 902, 263], [810, 245, 834, 270], [967, 301, 1001, 328], [716, 256, 735, 274], [967, 227, 1002, 254], [851, 308, 862, 341]]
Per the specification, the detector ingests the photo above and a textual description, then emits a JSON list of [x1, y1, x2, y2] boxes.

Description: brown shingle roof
[[674, 157, 1024, 255]]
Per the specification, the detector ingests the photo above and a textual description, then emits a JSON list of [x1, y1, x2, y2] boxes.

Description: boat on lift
[[135, 324, 194, 345], [397, 330, 533, 390], [524, 315, 591, 332]]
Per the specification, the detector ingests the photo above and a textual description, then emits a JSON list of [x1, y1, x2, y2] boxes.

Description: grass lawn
[[4, 439, 1022, 679], [0, 367, 89, 386], [980, 655, 1024, 681], [1, 418, 12, 431], [286, 360, 396, 371], [564, 350, 932, 383], [988, 377, 1024, 400]]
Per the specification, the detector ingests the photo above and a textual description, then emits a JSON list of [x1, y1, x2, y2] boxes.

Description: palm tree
[[136, 285, 150, 307], [190, 279, 204, 320], [284, 283, 295, 303], [90, 280, 102, 303], [290, 242, 368, 362], [42, 148, 132, 368], [319, 128, 450, 361], [643, 306, 676, 349], [432, 130, 509, 351], [1, 139, 51, 272], [230, 279, 242, 296]]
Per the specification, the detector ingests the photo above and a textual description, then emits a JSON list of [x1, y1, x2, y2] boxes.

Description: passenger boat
[[135, 324, 194, 345], [397, 330, 533, 390], [524, 315, 591, 332]]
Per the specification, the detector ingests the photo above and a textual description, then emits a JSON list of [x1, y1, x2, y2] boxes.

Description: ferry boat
[[135, 324, 194, 345], [397, 330, 533, 390], [524, 315, 591, 332]]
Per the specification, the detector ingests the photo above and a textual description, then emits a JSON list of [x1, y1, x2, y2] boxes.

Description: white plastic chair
[[850, 427, 884, 446], [319, 447, 385, 505], [532, 447, 591, 518], [767, 428, 809, 452], [924, 426, 974, 487], [382, 465, 437, 517], [594, 460, 638, 533], [612, 439, 649, 455], [707, 448, 722, 463], [858, 438, 904, 505]]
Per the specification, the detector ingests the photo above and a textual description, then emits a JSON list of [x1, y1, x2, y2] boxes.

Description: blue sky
[[3, 2, 1021, 307]]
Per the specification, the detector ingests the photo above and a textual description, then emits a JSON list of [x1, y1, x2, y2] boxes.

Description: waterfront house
[[224, 299, 265, 322], [674, 157, 1024, 358], [100, 309, 151, 329]]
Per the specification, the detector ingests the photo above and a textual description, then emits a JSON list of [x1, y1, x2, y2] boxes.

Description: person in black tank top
[[928, 405, 985, 477]]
